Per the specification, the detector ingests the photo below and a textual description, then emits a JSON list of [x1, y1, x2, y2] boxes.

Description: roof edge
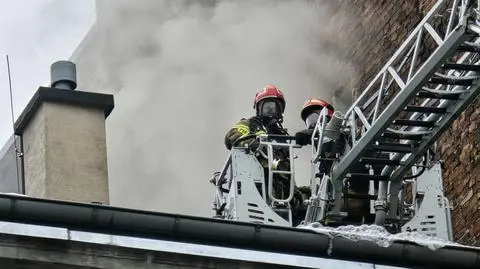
[[0, 193, 477, 268]]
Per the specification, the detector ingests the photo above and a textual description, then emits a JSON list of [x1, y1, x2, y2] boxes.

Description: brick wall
[[333, 0, 479, 246], [328, 0, 422, 96], [438, 99, 480, 245]]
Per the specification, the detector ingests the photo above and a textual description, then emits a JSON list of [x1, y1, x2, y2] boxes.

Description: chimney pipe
[[50, 61, 77, 90]]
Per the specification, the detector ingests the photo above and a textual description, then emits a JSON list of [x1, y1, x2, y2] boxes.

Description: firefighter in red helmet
[[224, 84, 289, 151], [224, 85, 301, 213]]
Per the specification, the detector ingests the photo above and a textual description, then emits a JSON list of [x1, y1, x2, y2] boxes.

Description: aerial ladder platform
[[210, 0, 480, 241], [325, 0, 480, 227]]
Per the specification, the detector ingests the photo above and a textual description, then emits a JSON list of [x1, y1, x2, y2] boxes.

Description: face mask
[[260, 101, 279, 118], [305, 112, 320, 129]]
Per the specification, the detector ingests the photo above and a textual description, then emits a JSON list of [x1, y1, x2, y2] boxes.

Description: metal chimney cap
[[50, 60, 77, 90]]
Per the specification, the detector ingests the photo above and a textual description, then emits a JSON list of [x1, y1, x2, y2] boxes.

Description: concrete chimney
[[14, 61, 114, 204]]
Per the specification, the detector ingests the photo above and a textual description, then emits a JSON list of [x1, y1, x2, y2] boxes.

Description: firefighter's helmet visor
[[260, 100, 280, 118]]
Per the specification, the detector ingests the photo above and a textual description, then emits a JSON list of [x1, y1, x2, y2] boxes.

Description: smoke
[[83, 0, 358, 216]]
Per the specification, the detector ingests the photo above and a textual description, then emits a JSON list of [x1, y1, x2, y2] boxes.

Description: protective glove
[[274, 159, 290, 171], [247, 138, 261, 152], [291, 188, 305, 208], [295, 129, 314, 146]]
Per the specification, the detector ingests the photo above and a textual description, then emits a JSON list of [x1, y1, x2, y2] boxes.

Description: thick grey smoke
[[84, 0, 358, 217]]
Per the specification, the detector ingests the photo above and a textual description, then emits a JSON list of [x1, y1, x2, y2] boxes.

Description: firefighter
[[295, 98, 339, 164], [294, 98, 337, 205], [224, 84, 289, 151], [295, 98, 335, 148], [224, 84, 302, 213], [295, 98, 369, 224]]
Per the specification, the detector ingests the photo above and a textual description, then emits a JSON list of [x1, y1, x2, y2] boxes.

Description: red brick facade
[[438, 100, 480, 245]]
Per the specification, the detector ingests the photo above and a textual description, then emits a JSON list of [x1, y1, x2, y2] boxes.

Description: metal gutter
[[0, 193, 478, 269], [0, 221, 405, 269]]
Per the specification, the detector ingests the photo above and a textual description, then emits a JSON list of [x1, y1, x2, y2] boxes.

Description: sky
[[0, 0, 95, 148]]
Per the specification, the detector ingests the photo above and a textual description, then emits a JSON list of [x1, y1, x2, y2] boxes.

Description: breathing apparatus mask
[[305, 112, 320, 129], [258, 99, 283, 125]]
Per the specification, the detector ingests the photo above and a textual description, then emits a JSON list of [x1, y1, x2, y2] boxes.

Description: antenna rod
[[6, 54, 21, 192]]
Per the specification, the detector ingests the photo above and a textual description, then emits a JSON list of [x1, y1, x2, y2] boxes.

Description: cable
[[402, 152, 429, 180], [5, 55, 21, 193]]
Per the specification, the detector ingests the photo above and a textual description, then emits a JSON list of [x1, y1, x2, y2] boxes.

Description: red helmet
[[253, 84, 286, 113], [300, 98, 334, 121]]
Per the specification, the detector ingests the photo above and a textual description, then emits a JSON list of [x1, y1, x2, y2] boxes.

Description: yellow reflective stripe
[[255, 130, 266, 136], [272, 159, 280, 169], [235, 124, 249, 135]]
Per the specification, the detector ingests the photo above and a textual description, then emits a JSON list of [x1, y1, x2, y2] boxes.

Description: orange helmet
[[300, 98, 334, 122], [253, 84, 286, 117]]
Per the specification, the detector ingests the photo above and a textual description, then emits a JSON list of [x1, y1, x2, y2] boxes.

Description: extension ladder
[[330, 0, 480, 220]]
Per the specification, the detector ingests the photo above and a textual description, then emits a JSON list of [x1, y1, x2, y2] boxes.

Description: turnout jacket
[[224, 116, 288, 150]]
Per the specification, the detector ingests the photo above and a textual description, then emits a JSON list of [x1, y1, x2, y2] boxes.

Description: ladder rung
[[342, 193, 378, 200], [404, 105, 447, 113], [348, 173, 390, 181], [392, 119, 436, 127], [393, 119, 436, 127], [443, 63, 480, 72], [358, 157, 401, 166], [429, 76, 475, 86], [457, 42, 480, 53], [417, 90, 460, 100], [371, 142, 414, 153], [381, 132, 425, 141], [272, 170, 292, 175]]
